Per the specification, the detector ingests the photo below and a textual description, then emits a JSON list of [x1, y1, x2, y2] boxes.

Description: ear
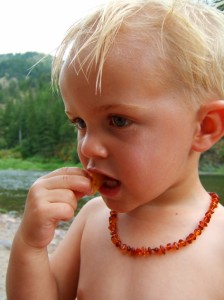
[[192, 100, 224, 152]]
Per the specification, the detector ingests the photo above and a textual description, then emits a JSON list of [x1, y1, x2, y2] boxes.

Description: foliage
[[200, 138, 224, 171], [0, 156, 80, 171], [214, 0, 224, 10], [0, 52, 79, 163]]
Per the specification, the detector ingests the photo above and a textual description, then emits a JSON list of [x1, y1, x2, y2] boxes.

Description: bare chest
[[76, 204, 224, 300], [77, 245, 224, 300]]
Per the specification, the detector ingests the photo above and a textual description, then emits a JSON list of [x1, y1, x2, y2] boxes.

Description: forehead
[[60, 35, 171, 98], [59, 32, 196, 120]]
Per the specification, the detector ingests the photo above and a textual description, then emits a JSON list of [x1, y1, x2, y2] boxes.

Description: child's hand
[[19, 167, 92, 249]]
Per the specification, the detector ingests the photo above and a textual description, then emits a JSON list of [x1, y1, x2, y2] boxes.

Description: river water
[[0, 170, 91, 214], [0, 170, 223, 213], [0, 170, 47, 213]]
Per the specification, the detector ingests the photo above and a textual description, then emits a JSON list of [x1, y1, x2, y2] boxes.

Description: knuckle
[[27, 184, 41, 199], [61, 203, 76, 219], [67, 189, 76, 200], [31, 177, 44, 189]]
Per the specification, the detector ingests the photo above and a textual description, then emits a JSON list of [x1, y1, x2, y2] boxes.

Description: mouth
[[102, 176, 120, 188], [99, 175, 121, 196], [88, 171, 120, 196]]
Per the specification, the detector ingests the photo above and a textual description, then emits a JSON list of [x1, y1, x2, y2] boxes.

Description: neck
[[109, 192, 219, 256], [128, 180, 209, 220]]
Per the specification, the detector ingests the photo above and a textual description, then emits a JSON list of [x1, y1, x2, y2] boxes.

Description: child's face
[[60, 41, 199, 213]]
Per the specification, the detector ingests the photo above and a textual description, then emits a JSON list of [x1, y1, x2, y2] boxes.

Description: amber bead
[[120, 244, 128, 254], [178, 239, 186, 247], [153, 247, 160, 254], [166, 243, 173, 251], [143, 248, 148, 255], [186, 233, 196, 244], [194, 229, 201, 236], [148, 247, 153, 254], [108, 192, 220, 256], [130, 247, 136, 256], [172, 242, 179, 250], [135, 248, 142, 256], [159, 245, 166, 254]]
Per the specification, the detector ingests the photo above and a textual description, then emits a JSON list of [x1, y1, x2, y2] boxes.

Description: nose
[[78, 132, 108, 159]]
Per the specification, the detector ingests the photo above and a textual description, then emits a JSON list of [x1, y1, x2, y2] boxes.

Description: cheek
[[119, 132, 184, 177], [117, 144, 150, 179]]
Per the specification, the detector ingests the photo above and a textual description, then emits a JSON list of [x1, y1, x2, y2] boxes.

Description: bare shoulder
[[51, 196, 108, 269], [78, 196, 108, 217], [74, 196, 110, 232], [49, 196, 107, 298], [62, 196, 107, 239]]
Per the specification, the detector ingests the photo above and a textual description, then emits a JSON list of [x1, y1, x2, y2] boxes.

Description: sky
[[0, 0, 107, 55]]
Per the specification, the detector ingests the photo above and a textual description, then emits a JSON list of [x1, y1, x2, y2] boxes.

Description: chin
[[102, 196, 135, 213]]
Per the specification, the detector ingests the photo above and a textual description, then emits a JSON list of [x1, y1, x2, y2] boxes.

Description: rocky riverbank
[[0, 213, 67, 300]]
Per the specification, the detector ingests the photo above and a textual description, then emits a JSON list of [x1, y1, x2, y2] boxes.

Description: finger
[[33, 174, 93, 195], [41, 189, 79, 210], [41, 167, 87, 179], [20, 202, 76, 247], [47, 202, 76, 222], [24, 193, 78, 225]]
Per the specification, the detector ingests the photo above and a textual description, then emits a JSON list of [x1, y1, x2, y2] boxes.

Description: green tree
[[0, 52, 78, 162], [214, 0, 224, 10]]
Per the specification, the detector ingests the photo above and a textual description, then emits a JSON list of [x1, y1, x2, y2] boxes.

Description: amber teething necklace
[[108, 192, 219, 256]]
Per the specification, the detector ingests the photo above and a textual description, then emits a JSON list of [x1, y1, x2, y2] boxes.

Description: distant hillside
[[0, 52, 52, 105], [0, 52, 50, 78], [0, 52, 78, 162]]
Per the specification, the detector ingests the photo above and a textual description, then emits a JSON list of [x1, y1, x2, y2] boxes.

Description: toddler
[[7, 0, 224, 299]]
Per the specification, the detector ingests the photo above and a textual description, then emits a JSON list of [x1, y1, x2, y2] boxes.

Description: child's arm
[[6, 167, 92, 300]]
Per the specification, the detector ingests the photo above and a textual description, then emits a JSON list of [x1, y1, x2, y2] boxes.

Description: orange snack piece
[[90, 173, 104, 193]]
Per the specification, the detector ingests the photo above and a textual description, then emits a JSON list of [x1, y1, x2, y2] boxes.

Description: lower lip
[[99, 183, 121, 197]]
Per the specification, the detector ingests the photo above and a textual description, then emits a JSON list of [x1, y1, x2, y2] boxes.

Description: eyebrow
[[97, 103, 148, 112], [65, 103, 148, 119]]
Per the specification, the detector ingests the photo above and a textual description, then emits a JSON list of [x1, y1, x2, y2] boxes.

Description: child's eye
[[73, 118, 86, 130], [110, 116, 131, 128]]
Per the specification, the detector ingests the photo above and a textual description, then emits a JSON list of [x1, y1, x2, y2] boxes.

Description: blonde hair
[[52, 0, 224, 107]]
